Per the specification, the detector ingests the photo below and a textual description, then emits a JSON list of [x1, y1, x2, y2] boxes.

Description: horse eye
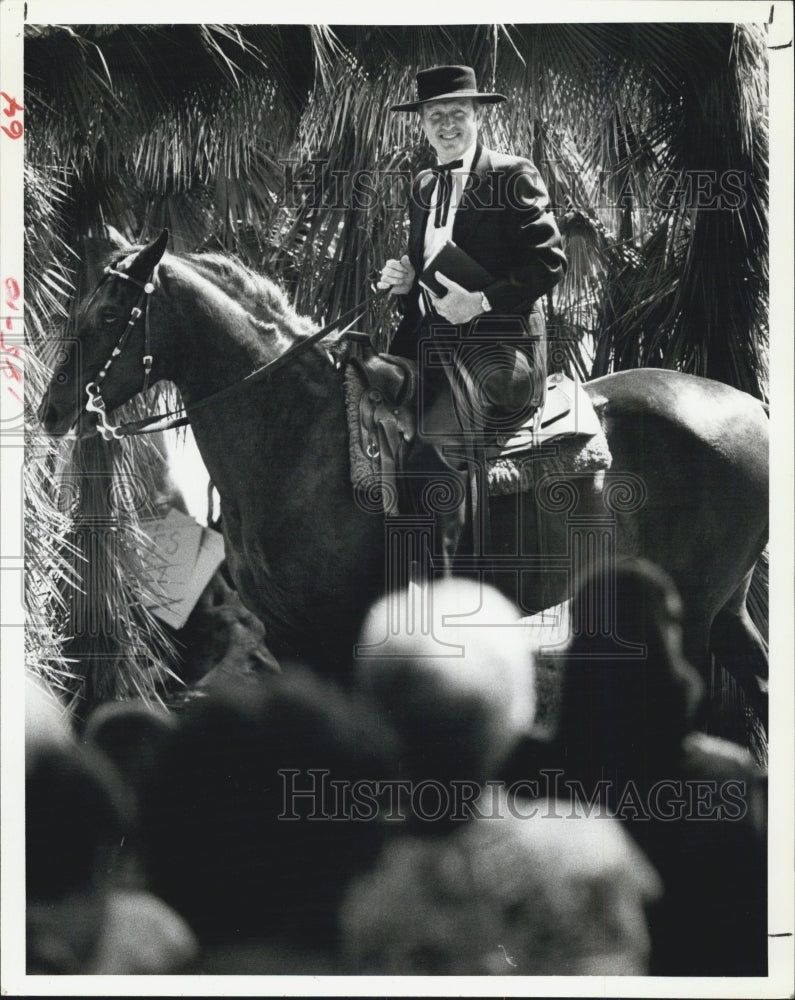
[[100, 308, 120, 327]]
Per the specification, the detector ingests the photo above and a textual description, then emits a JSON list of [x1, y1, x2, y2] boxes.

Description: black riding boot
[[402, 436, 469, 578]]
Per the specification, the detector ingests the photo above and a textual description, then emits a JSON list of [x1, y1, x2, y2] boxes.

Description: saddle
[[341, 334, 611, 515], [344, 335, 417, 515]]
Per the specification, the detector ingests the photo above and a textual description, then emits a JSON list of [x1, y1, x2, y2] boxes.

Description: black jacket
[[389, 142, 566, 361]]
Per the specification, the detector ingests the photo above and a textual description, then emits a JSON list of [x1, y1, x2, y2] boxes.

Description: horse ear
[[105, 225, 132, 252], [77, 227, 134, 293], [127, 229, 169, 282]]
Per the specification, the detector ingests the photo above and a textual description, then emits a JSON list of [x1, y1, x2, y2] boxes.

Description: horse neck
[[188, 346, 346, 595], [155, 258, 342, 500], [156, 257, 300, 405]]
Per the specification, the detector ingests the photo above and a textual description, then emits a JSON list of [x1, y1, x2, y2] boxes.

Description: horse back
[[584, 368, 769, 488]]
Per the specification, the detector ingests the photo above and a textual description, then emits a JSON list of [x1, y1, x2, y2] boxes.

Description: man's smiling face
[[420, 97, 480, 163]]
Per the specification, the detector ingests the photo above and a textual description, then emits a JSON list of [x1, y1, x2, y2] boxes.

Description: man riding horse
[[378, 64, 567, 573]]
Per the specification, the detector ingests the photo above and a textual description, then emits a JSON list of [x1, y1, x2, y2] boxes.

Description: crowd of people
[[26, 558, 767, 977]]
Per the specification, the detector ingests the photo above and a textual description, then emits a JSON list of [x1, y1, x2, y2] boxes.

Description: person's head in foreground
[[560, 557, 704, 766], [141, 667, 399, 960], [345, 581, 661, 975], [355, 577, 535, 794]]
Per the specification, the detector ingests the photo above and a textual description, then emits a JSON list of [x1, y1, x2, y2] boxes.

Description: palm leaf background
[[23, 22, 769, 717]]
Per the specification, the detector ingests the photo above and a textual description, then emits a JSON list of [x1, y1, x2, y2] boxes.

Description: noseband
[[83, 264, 157, 440]]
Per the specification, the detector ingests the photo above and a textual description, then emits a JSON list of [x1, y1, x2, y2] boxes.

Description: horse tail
[[746, 544, 768, 641], [709, 542, 769, 764]]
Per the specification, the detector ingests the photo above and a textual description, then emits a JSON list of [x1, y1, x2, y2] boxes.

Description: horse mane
[[181, 252, 319, 345]]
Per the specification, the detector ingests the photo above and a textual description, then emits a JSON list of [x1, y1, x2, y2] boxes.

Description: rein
[[82, 262, 385, 441]]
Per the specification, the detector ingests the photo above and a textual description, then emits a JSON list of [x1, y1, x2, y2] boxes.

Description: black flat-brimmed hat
[[390, 65, 507, 112]]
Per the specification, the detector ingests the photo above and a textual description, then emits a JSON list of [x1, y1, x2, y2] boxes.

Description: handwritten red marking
[[2, 316, 21, 350], [2, 278, 24, 398], [1, 120, 23, 139], [0, 93, 24, 139], [1, 319, 20, 353], [3, 357, 22, 382], [5, 276, 20, 307], [0, 92, 24, 116]]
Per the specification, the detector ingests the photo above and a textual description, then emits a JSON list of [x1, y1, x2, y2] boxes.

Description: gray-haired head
[[355, 579, 535, 785]]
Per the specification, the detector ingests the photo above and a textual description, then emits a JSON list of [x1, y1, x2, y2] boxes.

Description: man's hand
[[377, 254, 415, 296], [428, 272, 484, 324]]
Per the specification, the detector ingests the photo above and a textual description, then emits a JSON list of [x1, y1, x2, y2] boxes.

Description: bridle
[[83, 263, 158, 440], [78, 261, 385, 441]]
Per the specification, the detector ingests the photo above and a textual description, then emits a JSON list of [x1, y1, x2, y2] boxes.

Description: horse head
[[39, 229, 170, 437]]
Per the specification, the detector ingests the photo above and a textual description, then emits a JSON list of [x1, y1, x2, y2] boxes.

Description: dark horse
[[40, 231, 769, 722]]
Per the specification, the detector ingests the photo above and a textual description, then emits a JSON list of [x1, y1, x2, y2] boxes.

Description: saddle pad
[[488, 372, 603, 457], [343, 366, 611, 500], [487, 434, 612, 498]]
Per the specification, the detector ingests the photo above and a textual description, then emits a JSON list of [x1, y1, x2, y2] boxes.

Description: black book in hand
[[419, 240, 493, 298]]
